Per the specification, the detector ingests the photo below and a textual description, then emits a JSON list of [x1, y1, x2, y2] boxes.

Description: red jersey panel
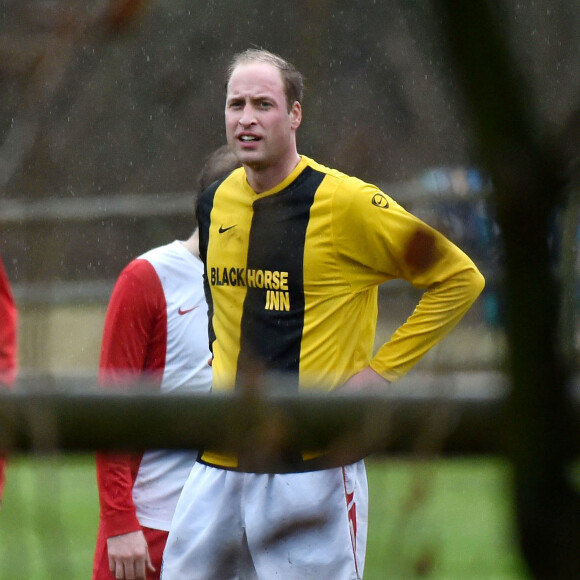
[[0, 254, 17, 387]]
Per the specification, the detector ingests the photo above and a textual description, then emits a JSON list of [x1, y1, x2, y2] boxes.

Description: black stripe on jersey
[[197, 180, 222, 352], [237, 166, 325, 392]]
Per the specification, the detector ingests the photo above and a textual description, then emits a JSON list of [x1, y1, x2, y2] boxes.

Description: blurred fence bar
[[3, 375, 575, 470]]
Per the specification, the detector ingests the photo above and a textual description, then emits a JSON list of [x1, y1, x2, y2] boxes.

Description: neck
[[245, 153, 301, 193], [181, 230, 200, 258]]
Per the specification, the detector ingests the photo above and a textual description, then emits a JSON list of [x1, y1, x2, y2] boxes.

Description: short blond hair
[[225, 48, 304, 112]]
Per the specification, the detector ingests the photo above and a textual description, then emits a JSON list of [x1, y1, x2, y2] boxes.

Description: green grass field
[[0, 455, 530, 579]]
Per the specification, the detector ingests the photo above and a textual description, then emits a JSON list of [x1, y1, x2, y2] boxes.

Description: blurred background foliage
[[1, 2, 580, 577], [0, 0, 578, 284]]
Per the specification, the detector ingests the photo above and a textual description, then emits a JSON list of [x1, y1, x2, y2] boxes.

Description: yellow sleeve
[[333, 177, 485, 382]]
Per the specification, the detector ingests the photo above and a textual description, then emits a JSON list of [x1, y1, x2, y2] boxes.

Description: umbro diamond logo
[[178, 306, 198, 315], [219, 224, 237, 234]]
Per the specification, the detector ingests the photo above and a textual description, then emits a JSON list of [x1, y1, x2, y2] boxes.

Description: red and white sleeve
[[95, 259, 166, 538]]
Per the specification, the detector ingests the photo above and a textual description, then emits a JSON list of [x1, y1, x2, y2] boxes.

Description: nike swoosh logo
[[219, 224, 237, 234], [178, 306, 198, 315]]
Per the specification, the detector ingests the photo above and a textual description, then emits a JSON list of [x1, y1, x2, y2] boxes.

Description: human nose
[[238, 104, 256, 127]]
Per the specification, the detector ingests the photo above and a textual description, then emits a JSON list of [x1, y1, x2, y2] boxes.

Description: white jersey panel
[[142, 240, 212, 395], [132, 240, 212, 531]]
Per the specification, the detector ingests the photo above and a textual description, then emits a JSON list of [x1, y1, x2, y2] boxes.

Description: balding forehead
[[226, 63, 285, 98]]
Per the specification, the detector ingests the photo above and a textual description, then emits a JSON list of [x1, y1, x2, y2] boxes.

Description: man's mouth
[[239, 135, 259, 142]]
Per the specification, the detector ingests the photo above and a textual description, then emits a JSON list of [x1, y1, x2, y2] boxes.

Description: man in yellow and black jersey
[[161, 49, 484, 580]]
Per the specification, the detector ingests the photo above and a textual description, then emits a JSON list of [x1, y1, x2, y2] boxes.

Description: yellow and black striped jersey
[[197, 156, 484, 467], [199, 155, 484, 389]]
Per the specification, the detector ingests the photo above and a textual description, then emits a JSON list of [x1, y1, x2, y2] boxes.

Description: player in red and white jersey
[[92, 236, 212, 580], [93, 145, 240, 580], [0, 253, 17, 506]]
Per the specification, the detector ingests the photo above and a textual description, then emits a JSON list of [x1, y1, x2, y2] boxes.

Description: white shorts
[[161, 460, 368, 580]]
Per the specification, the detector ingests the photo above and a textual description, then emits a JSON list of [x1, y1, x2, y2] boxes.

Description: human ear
[[290, 101, 302, 130]]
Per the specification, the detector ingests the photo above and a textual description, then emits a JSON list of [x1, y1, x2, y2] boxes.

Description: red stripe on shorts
[[342, 466, 359, 578]]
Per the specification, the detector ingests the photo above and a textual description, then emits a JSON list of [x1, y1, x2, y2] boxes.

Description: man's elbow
[[468, 266, 486, 301]]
